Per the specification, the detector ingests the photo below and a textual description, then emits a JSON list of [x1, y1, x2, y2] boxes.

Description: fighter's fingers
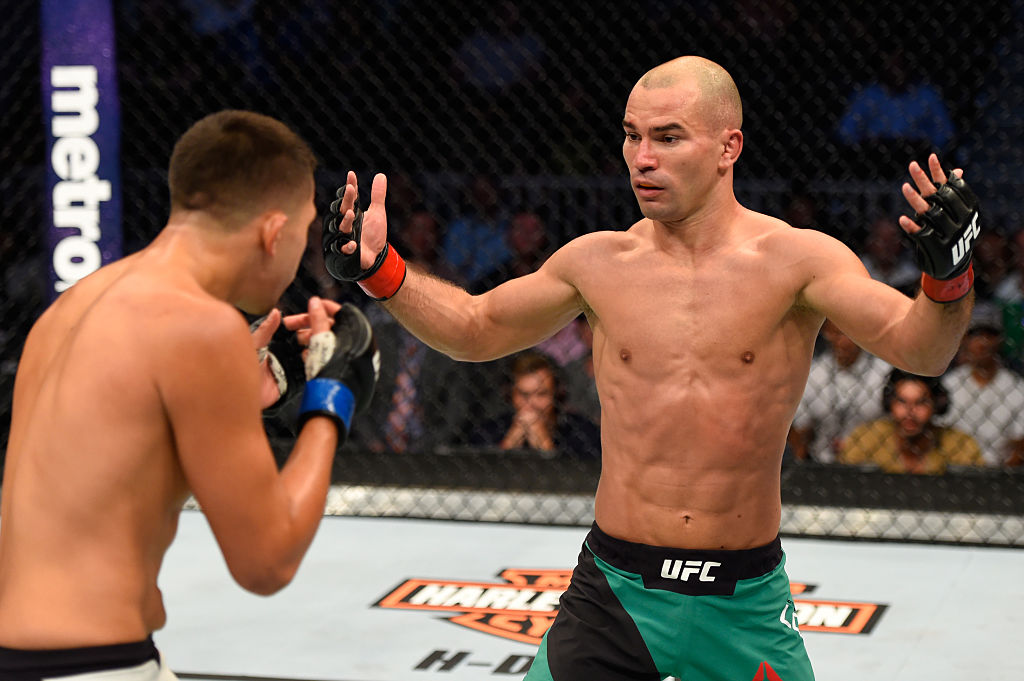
[[250, 309, 281, 349], [898, 214, 923, 236], [907, 160, 937, 199], [926, 153, 948, 186], [370, 172, 388, 208], [282, 298, 341, 332], [342, 171, 359, 212], [320, 298, 342, 315], [339, 207, 358, 236], [307, 296, 332, 336], [901, 181, 930, 215], [282, 312, 305, 331]]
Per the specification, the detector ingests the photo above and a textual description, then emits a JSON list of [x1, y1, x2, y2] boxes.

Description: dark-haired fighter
[[0, 110, 377, 680]]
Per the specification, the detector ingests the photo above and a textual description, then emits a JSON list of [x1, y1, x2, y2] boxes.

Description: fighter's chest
[[591, 257, 790, 328]]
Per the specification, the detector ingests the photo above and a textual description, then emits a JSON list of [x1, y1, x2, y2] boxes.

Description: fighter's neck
[[146, 222, 252, 304], [649, 201, 747, 256]]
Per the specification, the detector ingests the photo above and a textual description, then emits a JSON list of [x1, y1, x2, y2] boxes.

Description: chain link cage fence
[[3, 0, 1023, 546]]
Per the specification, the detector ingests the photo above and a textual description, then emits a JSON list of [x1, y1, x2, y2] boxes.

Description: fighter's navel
[[741, 351, 755, 364]]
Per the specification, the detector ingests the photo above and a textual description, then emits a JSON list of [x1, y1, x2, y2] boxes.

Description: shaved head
[[637, 56, 743, 132]]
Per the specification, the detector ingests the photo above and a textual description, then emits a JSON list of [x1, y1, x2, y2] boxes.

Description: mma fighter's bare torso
[[557, 211, 826, 551], [0, 251, 219, 647]]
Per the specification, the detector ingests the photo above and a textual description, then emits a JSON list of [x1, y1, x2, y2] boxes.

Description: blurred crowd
[[1, 0, 1022, 474]]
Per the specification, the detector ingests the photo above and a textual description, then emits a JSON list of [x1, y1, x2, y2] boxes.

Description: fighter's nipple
[[619, 348, 631, 362], [741, 351, 755, 364]]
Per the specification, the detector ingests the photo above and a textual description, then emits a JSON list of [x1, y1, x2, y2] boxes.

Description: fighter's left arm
[[799, 155, 976, 376]]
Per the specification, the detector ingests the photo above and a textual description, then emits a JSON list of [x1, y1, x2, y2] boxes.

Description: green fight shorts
[[525, 523, 814, 681]]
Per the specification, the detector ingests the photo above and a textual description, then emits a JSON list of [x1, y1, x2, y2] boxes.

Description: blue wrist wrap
[[299, 378, 356, 432]]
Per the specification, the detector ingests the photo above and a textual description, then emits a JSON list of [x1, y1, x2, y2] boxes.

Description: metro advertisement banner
[[40, 0, 121, 298]]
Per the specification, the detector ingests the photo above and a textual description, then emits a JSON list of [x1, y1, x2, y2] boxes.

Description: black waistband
[[0, 637, 159, 680], [585, 522, 783, 596]]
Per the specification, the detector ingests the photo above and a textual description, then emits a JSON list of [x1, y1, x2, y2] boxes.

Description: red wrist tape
[[358, 244, 407, 300], [920, 263, 974, 303]]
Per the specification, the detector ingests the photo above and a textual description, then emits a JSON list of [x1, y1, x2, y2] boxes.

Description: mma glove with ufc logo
[[905, 174, 981, 303]]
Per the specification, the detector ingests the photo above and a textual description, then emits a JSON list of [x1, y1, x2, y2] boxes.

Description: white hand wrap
[[305, 331, 337, 380]]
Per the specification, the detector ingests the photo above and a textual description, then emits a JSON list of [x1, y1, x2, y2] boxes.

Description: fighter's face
[[247, 182, 316, 315], [622, 82, 724, 224], [279, 186, 316, 284]]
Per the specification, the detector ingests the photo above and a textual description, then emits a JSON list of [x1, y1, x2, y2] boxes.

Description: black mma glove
[[298, 304, 380, 442], [904, 173, 981, 302], [321, 185, 407, 300], [251, 317, 306, 415]]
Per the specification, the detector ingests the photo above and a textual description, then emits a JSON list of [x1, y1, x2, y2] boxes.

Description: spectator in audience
[[563, 316, 601, 426], [378, 170, 426, 234], [859, 215, 921, 297], [1004, 228, 1024, 293], [972, 230, 1012, 302], [472, 208, 553, 292], [836, 44, 955, 175], [393, 206, 463, 286], [441, 173, 512, 285], [937, 303, 1024, 466], [473, 351, 601, 459], [535, 322, 590, 368], [840, 369, 983, 474], [788, 320, 891, 462], [993, 229, 1024, 372], [352, 305, 476, 454], [781, 186, 822, 231], [472, 210, 593, 370]]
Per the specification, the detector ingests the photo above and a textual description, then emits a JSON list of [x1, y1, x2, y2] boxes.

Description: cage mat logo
[[374, 568, 887, 644]]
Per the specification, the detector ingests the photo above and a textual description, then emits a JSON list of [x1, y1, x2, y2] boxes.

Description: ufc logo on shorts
[[950, 212, 981, 266], [660, 559, 721, 582]]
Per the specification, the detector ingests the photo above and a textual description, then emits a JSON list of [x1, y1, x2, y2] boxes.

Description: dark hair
[[881, 368, 950, 416], [168, 110, 316, 226], [508, 351, 566, 406]]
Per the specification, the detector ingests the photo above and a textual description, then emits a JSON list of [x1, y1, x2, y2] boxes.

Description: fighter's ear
[[258, 210, 288, 256], [720, 129, 743, 168]]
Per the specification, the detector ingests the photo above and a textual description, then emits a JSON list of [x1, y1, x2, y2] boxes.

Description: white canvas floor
[[154, 511, 1024, 681]]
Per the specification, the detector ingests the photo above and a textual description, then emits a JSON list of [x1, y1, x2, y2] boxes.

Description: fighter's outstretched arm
[[800, 154, 976, 375], [325, 172, 584, 362]]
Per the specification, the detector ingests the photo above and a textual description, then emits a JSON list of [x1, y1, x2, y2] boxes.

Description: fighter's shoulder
[[151, 294, 254, 397], [550, 228, 639, 261], [753, 213, 862, 267], [166, 292, 250, 343], [540, 229, 638, 282]]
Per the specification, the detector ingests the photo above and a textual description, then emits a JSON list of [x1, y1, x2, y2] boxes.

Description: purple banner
[[40, 0, 121, 298]]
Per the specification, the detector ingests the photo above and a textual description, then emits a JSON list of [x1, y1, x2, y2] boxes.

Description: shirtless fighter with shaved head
[[323, 56, 979, 680]]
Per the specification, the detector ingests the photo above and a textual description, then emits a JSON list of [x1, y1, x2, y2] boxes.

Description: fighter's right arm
[[383, 256, 583, 361], [325, 172, 584, 361], [160, 298, 345, 595]]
